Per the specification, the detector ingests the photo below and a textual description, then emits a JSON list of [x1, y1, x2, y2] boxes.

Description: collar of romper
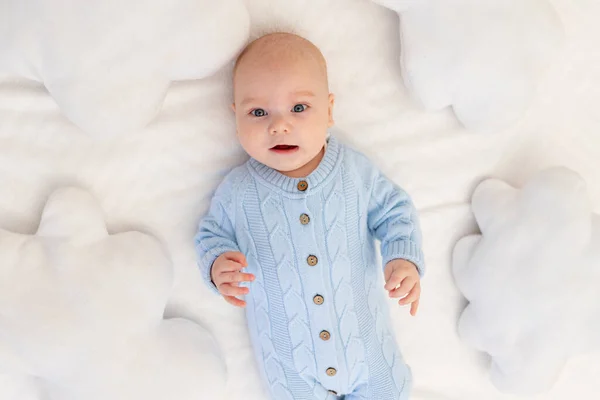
[[247, 134, 343, 198]]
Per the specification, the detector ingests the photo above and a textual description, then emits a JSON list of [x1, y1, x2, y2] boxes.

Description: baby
[[196, 33, 424, 400]]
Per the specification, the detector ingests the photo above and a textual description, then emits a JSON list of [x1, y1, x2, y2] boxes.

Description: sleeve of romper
[[367, 168, 425, 277], [194, 176, 241, 294]]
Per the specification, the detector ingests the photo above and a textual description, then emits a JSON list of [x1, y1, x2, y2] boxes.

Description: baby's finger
[[388, 276, 417, 298], [223, 251, 248, 267], [220, 271, 255, 283], [384, 265, 394, 283], [399, 283, 420, 305], [218, 282, 250, 297], [224, 295, 246, 308], [222, 260, 248, 272], [384, 271, 407, 291], [410, 299, 419, 316]]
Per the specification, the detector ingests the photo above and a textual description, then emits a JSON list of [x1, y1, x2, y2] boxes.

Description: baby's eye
[[292, 104, 307, 113], [251, 109, 267, 117]]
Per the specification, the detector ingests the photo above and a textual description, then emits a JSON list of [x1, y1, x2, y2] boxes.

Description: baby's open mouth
[[270, 144, 299, 153]]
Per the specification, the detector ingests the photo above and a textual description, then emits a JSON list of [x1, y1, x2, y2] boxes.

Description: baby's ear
[[231, 103, 236, 113], [328, 93, 335, 127]]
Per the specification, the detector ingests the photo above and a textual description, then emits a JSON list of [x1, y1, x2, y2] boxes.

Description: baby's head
[[232, 33, 334, 177]]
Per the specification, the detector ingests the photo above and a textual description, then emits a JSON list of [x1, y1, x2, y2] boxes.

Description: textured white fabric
[[0, 0, 599, 399], [453, 168, 600, 394], [0, 0, 249, 136], [0, 188, 226, 400], [373, 0, 565, 131]]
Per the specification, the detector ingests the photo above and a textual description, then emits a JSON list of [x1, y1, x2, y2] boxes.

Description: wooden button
[[313, 295, 324, 305], [297, 180, 308, 191], [307, 255, 318, 266], [326, 367, 337, 377], [319, 330, 331, 341], [300, 213, 310, 225]]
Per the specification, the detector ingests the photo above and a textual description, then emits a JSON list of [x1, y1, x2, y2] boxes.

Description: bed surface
[[0, 0, 599, 399]]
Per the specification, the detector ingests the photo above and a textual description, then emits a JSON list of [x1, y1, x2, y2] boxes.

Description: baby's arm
[[367, 170, 424, 276], [367, 169, 424, 314], [195, 177, 254, 306]]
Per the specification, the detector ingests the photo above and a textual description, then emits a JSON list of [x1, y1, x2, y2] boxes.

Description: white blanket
[[0, 0, 599, 399]]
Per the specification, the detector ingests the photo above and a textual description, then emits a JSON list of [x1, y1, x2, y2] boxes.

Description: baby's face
[[233, 47, 334, 176]]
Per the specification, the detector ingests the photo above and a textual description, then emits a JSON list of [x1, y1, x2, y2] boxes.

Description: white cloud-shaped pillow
[[373, 0, 564, 131], [452, 168, 600, 394], [0, 0, 249, 136], [0, 188, 226, 400]]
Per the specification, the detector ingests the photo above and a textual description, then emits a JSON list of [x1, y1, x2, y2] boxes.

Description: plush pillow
[[0, 188, 226, 400], [452, 168, 600, 394], [373, 0, 564, 131], [0, 0, 249, 136], [0, 375, 41, 400]]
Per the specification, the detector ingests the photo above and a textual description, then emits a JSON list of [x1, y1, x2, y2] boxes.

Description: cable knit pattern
[[259, 187, 318, 392], [195, 136, 423, 400], [321, 174, 367, 392]]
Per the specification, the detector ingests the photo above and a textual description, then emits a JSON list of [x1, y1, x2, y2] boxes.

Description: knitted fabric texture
[[195, 136, 424, 399]]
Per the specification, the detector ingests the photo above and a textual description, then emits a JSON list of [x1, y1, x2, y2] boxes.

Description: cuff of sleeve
[[382, 240, 425, 278], [199, 246, 239, 295]]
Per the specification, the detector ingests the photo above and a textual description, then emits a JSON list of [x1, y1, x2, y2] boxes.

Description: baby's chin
[[263, 157, 311, 176], [270, 161, 305, 174]]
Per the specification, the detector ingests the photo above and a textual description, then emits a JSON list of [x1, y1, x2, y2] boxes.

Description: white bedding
[[0, 0, 599, 399]]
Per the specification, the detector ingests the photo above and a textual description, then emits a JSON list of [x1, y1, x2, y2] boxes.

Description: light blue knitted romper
[[196, 136, 424, 400]]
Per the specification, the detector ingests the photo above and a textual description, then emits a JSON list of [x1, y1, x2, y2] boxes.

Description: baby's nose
[[270, 126, 289, 135], [269, 116, 291, 135]]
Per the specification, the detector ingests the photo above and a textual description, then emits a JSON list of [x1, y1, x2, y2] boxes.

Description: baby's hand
[[384, 259, 421, 316], [211, 251, 255, 308]]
